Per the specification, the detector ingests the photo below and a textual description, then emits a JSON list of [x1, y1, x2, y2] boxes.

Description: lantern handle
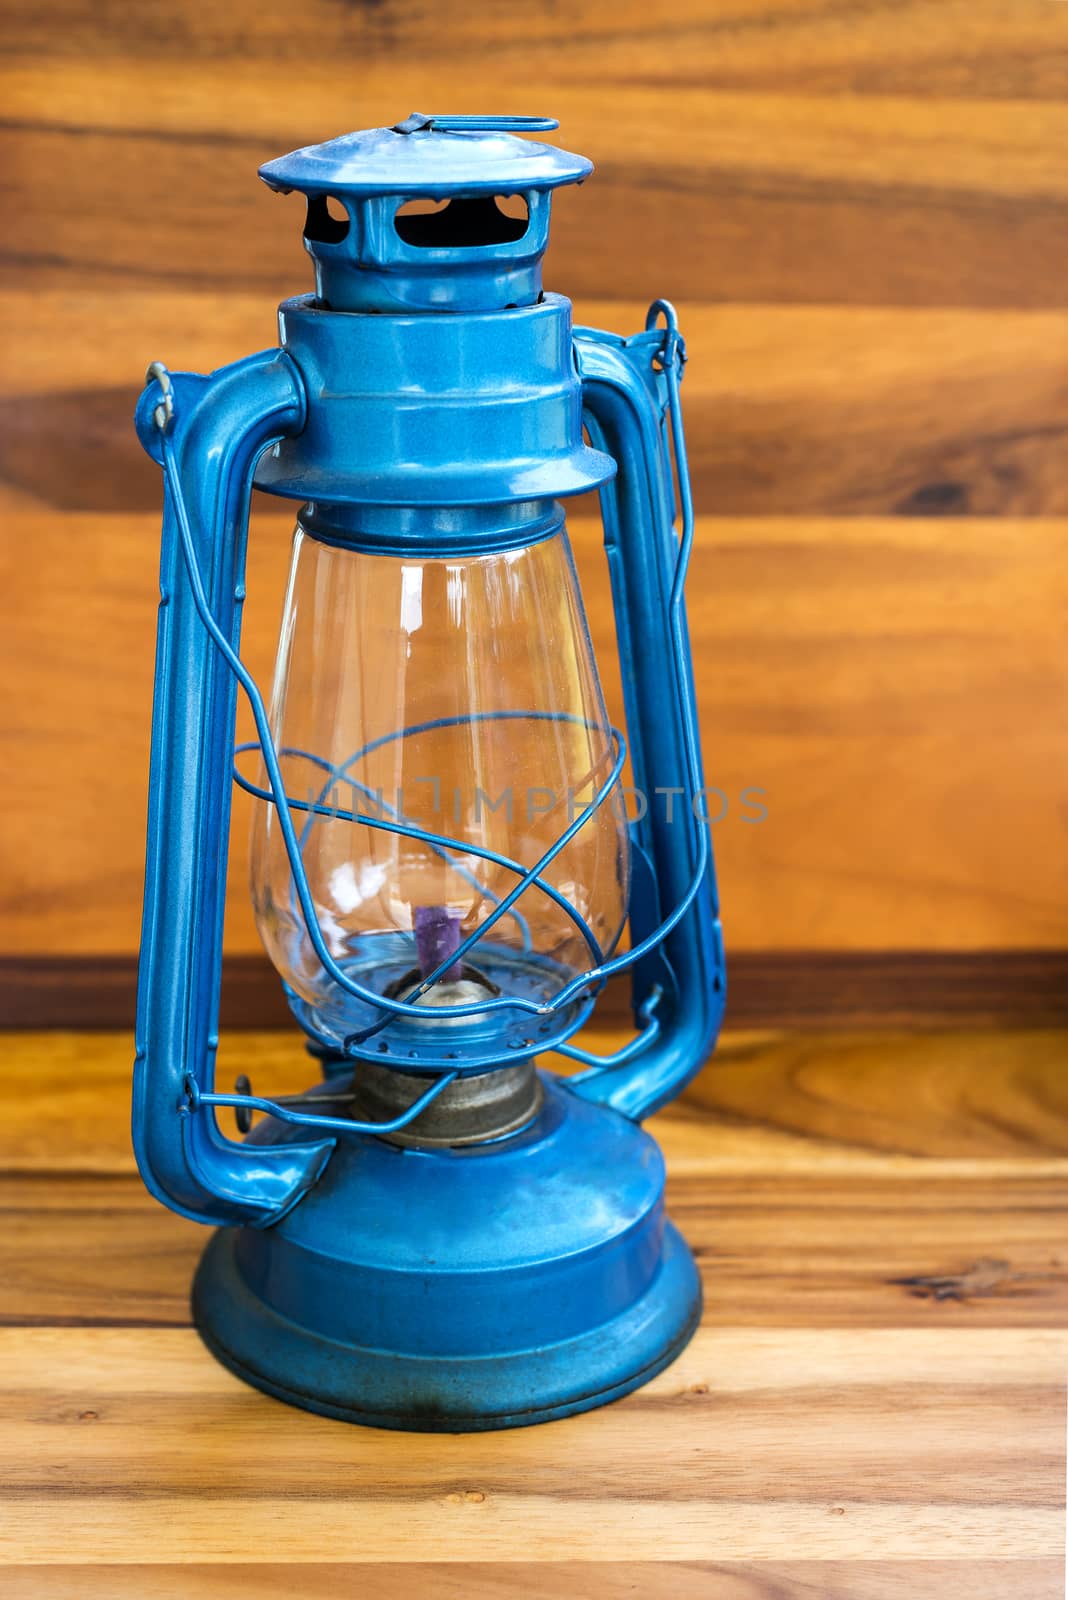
[[133, 350, 338, 1228], [393, 113, 560, 135], [568, 306, 726, 1120]]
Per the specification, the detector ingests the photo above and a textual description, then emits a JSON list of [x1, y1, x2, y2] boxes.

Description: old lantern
[[133, 114, 725, 1429]]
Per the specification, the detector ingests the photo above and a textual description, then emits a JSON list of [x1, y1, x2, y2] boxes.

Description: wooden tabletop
[[2, 1027, 1066, 1596]]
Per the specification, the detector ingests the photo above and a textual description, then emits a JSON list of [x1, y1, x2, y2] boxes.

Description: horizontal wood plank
[[2, 0, 1068, 101], [0, 1327, 1063, 1564], [2, 1030, 1068, 1334], [3, 0, 1068, 100], [8, 950, 1068, 1032], [5, 292, 1068, 517], [7, 1028, 1068, 1177], [1, 1561, 1060, 1599], [1, 1028, 1064, 1580], [7, 1169, 1068, 1330], [2, 503, 1065, 958], [5, 18, 1068, 308]]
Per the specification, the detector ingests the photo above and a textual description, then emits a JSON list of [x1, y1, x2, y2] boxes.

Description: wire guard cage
[[147, 303, 710, 1140]]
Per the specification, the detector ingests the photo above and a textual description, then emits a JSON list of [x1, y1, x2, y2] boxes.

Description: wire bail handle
[[392, 113, 560, 135]]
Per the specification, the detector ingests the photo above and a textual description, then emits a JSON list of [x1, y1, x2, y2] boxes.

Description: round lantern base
[[193, 1220, 699, 1431], [190, 1073, 701, 1431]]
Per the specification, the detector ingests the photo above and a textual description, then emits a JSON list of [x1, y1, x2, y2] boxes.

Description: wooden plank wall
[[2, 1, 1067, 1021]]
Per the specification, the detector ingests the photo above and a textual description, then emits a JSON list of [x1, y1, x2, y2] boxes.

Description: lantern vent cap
[[258, 115, 593, 313], [259, 115, 592, 200]]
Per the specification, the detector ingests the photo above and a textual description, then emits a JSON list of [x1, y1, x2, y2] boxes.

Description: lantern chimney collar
[[259, 115, 592, 314]]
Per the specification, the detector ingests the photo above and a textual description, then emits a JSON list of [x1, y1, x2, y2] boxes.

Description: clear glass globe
[[249, 509, 629, 1050]]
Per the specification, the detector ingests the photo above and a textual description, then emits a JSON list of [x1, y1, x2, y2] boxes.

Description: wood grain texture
[[10, 949, 1068, 1031], [2, 0, 1067, 99], [3, 1029, 1068, 1333], [7, 1026, 1068, 1176], [0, 1327, 1064, 1566], [1, 1563, 1062, 1600], [5, 291, 1068, 516], [5, 2, 1068, 307], [4, 0, 1068, 996], [3, 504, 1065, 958], [0, 1029, 1064, 1587], [7, 1168, 1068, 1330]]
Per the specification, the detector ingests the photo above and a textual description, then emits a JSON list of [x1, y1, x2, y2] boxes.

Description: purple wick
[[413, 904, 464, 983]]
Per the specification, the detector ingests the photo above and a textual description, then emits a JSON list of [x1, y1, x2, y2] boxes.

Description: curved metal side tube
[[132, 351, 335, 1228], [569, 311, 726, 1121]]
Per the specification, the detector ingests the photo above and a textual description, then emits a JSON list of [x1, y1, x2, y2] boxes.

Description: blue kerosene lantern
[[134, 114, 726, 1429]]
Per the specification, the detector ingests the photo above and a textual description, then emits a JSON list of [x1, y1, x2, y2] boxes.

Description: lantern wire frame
[[151, 302, 707, 1136], [232, 711, 627, 1038]]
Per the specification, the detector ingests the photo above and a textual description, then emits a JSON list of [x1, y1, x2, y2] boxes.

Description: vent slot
[[394, 195, 529, 249], [305, 195, 350, 245]]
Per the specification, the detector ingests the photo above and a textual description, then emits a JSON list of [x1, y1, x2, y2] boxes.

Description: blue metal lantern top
[[259, 114, 592, 313], [260, 114, 591, 197]]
